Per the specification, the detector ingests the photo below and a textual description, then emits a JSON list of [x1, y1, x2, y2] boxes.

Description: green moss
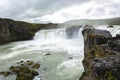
[[89, 34, 103, 38], [88, 45, 116, 60], [105, 71, 117, 80], [32, 63, 40, 69]]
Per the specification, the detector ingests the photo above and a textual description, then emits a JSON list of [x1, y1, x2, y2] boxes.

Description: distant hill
[[65, 17, 120, 25]]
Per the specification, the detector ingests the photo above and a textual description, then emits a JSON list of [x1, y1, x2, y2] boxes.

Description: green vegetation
[[105, 71, 117, 80]]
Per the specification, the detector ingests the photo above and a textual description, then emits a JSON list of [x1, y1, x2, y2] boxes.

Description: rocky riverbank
[[80, 25, 120, 80], [0, 18, 58, 45]]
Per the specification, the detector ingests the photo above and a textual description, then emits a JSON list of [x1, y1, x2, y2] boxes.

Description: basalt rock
[[0, 60, 40, 80], [0, 18, 58, 45], [107, 25, 114, 28], [45, 53, 51, 56], [80, 25, 120, 80]]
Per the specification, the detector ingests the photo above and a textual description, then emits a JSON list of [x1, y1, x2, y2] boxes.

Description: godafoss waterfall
[[0, 25, 119, 80], [0, 26, 84, 80]]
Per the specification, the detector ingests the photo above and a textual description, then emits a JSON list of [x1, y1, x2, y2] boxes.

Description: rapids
[[0, 25, 119, 80]]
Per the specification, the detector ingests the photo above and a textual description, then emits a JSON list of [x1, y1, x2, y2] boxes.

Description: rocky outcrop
[[0, 60, 40, 80], [0, 18, 58, 45], [80, 25, 120, 80]]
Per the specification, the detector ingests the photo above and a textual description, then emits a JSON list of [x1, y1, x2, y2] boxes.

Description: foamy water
[[0, 25, 119, 80]]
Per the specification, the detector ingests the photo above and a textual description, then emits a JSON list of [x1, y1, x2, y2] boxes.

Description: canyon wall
[[80, 25, 120, 80]]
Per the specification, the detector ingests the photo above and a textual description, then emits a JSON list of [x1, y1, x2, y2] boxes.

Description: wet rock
[[16, 72, 33, 80], [17, 61, 24, 64], [32, 63, 40, 69], [116, 34, 120, 38], [0, 60, 40, 80], [69, 57, 73, 59], [107, 25, 114, 28], [30, 70, 39, 76], [45, 53, 51, 56], [0, 71, 11, 77], [26, 60, 34, 65]]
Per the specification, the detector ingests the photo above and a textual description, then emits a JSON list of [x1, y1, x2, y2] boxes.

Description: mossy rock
[[105, 71, 117, 80], [32, 63, 40, 69], [16, 72, 33, 80], [0, 71, 11, 77], [30, 70, 39, 76], [26, 60, 34, 65], [0, 60, 40, 80]]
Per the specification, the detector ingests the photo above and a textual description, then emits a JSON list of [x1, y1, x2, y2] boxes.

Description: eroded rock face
[[80, 25, 120, 80], [0, 18, 58, 45], [0, 60, 40, 80]]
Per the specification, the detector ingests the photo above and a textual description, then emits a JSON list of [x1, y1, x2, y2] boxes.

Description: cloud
[[0, 0, 120, 23]]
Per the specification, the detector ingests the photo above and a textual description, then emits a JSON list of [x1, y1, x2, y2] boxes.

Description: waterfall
[[0, 25, 119, 80], [34, 28, 67, 40], [95, 25, 120, 37], [34, 26, 82, 40]]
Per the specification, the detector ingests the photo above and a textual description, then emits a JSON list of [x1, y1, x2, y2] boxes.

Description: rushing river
[[0, 25, 119, 80]]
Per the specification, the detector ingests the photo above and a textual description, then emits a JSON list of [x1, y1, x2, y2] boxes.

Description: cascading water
[[0, 27, 84, 80], [95, 25, 120, 37], [34, 28, 67, 39], [0, 25, 119, 80]]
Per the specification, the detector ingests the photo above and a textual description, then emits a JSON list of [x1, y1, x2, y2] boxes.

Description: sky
[[0, 0, 120, 23]]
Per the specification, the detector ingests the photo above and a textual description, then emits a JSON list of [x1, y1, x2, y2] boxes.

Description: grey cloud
[[0, 0, 119, 22], [0, 0, 88, 20]]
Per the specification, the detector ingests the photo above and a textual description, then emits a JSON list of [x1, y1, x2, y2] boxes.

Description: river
[[0, 25, 119, 80]]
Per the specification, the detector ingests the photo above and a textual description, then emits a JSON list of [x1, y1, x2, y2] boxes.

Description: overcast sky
[[0, 0, 120, 23]]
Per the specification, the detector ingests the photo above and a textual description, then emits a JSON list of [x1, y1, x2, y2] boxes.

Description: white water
[[0, 27, 84, 80], [0, 25, 119, 80], [95, 25, 120, 37]]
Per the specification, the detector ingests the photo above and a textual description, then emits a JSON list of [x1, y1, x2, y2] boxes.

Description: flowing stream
[[0, 25, 119, 80]]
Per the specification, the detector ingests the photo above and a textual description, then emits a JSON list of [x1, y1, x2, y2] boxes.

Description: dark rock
[[0, 71, 11, 77], [80, 25, 120, 80], [16, 72, 33, 80], [30, 70, 39, 76], [45, 53, 51, 56], [32, 63, 40, 69], [69, 57, 73, 59], [82, 25, 112, 57], [0, 60, 40, 80], [107, 25, 114, 28], [107, 40, 120, 51], [17, 61, 24, 64], [26, 60, 34, 65], [116, 34, 120, 38]]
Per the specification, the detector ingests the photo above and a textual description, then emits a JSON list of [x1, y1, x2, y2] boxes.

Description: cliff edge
[[80, 25, 120, 80], [0, 18, 58, 44]]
